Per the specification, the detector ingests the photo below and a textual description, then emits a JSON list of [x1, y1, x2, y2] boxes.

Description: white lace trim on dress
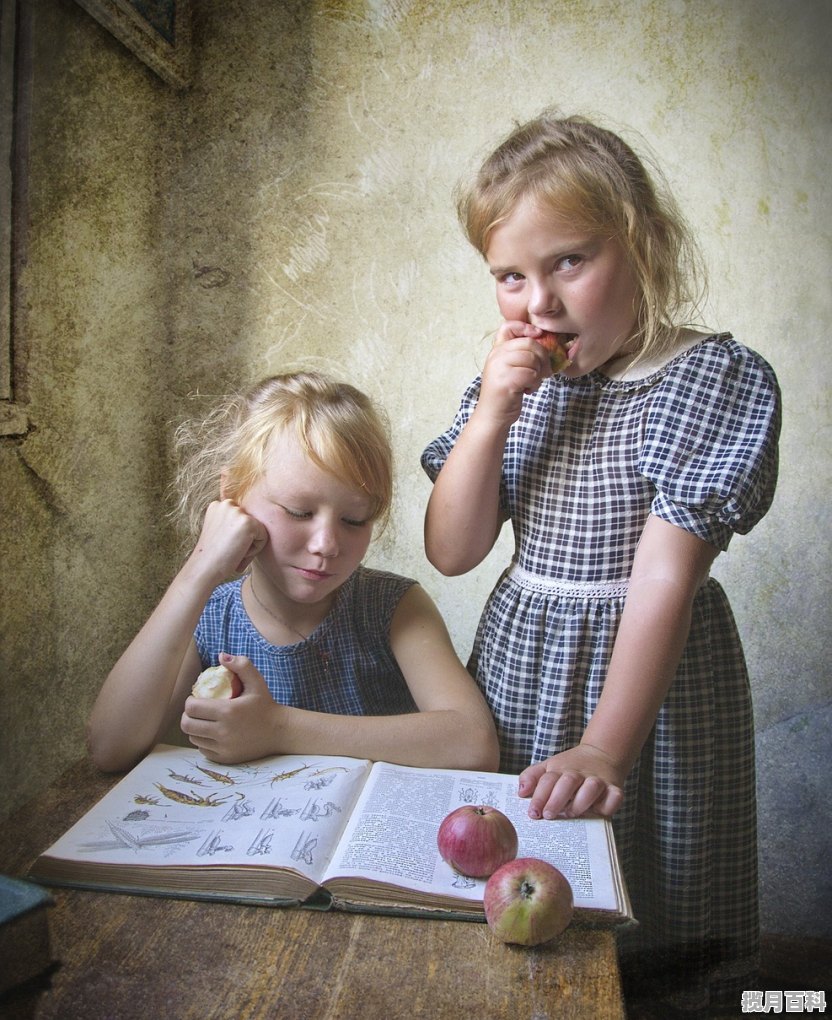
[[507, 562, 710, 598], [507, 563, 630, 598]]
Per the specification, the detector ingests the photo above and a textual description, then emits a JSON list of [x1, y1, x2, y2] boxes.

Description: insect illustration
[[167, 769, 204, 785], [154, 783, 232, 808], [261, 797, 300, 821], [305, 766, 350, 789], [300, 799, 341, 822], [197, 831, 234, 857], [134, 793, 161, 806], [269, 763, 313, 785], [247, 829, 274, 856], [222, 793, 253, 821], [195, 764, 237, 786], [291, 831, 317, 866], [304, 775, 335, 791]]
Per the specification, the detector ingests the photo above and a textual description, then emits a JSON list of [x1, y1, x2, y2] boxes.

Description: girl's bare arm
[[425, 328, 549, 575], [87, 500, 266, 772], [519, 515, 718, 818], [182, 586, 501, 772], [424, 408, 509, 574]]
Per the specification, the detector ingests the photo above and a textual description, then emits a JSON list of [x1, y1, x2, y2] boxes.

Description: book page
[[38, 745, 372, 887], [323, 762, 620, 912]]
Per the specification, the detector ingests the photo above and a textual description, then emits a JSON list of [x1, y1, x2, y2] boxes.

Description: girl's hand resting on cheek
[[181, 653, 282, 764], [190, 499, 268, 581], [518, 743, 625, 820]]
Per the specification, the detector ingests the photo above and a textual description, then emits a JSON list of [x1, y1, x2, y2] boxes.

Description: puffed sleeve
[[641, 336, 781, 551], [420, 375, 483, 482]]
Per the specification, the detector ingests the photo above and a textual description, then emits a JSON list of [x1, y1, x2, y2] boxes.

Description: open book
[[30, 744, 634, 924]]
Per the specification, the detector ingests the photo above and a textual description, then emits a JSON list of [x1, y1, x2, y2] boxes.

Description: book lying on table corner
[[0, 874, 55, 997], [29, 744, 635, 925]]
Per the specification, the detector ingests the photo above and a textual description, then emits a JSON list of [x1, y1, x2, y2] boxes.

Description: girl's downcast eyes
[[280, 505, 311, 520], [280, 505, 369, 529]]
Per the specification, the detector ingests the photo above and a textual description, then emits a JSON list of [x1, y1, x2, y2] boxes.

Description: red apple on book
[[191, 664, 242, 700], [483, 857, 574, 946], [436, 805, 518, 878]]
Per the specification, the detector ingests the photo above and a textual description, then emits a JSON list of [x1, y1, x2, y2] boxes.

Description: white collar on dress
[[601, 329, 708, 382]]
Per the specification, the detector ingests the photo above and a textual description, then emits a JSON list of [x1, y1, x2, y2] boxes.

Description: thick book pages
[[30, 744, 634, 924]]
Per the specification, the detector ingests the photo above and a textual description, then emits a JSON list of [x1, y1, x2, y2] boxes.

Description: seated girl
[[87, 371, 499, 774]]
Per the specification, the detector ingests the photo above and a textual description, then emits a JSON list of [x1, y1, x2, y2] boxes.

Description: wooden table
[[0, 757, 626, 1019]]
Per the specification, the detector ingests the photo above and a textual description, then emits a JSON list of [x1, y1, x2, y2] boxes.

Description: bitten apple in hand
[[536, 331, 572, 373], [191, 664, 242, 700]]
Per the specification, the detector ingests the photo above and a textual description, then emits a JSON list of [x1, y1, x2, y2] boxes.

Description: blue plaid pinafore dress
[[195, 566, 419, 716], [422, 334, 781, 1013]]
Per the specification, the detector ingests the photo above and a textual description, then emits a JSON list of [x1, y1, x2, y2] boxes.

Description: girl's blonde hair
[[171, 372, 393, 540], [457, 110, 707, 360]]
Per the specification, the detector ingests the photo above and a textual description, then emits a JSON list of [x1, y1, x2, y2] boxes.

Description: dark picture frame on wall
[[74, 0, 192, 89], [0, 0, 30, 435]]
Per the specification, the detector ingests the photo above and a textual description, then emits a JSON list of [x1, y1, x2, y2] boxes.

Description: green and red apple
[[484, 857, 574, 946]]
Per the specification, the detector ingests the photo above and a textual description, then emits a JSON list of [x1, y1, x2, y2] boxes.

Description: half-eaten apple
[[191, 664, 242, 700], [537, 330, 572, 373]]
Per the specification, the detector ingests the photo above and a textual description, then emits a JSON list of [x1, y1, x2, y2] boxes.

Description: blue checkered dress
[[422, 334, 781, 1013], [195, 566, 419, 716]]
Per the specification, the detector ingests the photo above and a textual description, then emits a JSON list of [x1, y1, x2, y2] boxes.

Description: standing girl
[[422, 112, 780, 1017], [88, 371, 498, 776]]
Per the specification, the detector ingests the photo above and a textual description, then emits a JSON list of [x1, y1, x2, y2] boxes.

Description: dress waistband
[[507, 563, 710, 598], [507, 564, 630, 599]]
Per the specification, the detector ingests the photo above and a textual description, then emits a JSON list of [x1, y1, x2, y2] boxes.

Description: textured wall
[[2, 0, 829, 938], [1, 0, 180, 815]]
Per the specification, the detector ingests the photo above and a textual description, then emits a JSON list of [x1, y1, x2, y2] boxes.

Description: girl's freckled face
[[485, 197, 642, 375], [240, 428, 374, 609]]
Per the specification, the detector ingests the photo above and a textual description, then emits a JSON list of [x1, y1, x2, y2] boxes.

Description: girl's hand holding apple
[[475, 324, 553, 428], [182, 653, 284, 764], [191, 663, 242, 700]]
